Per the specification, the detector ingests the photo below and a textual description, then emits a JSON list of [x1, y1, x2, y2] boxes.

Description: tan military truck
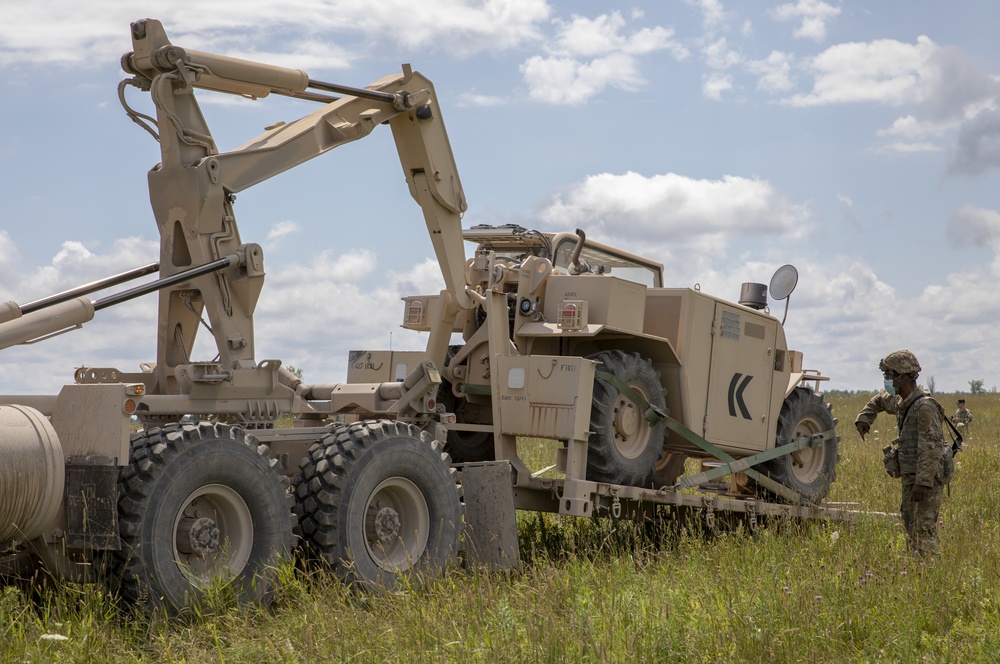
[[0, 18, 841, 614], [353, 223, 839, 517]]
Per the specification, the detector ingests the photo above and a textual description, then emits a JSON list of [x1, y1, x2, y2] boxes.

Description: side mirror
[[769, 264, 798, 324]]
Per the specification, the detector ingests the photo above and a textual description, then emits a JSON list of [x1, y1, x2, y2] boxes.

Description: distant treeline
[[825, 388, 994, 397]]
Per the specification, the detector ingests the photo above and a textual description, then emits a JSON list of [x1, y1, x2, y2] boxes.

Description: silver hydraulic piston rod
[[0, 255, 237, 352]]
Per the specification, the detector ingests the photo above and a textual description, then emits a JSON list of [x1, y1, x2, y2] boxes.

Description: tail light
[[558, 300, 587, 330], [404, 299, 426, 326]]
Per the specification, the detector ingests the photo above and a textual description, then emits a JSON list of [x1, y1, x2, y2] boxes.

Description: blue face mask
[[883, 379, 896, 395]]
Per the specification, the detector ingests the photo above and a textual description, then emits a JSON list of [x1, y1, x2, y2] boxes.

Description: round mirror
[[769, 264, 798, 301]]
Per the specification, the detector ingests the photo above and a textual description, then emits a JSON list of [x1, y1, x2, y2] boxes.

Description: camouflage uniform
[[952, 404, 973, 438], [856, 388, 950, 556]]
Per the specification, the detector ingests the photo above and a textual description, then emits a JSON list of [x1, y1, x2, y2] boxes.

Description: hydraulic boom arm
[[121, 19, 471, 393]]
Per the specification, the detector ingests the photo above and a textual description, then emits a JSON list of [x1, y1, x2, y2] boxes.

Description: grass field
[[3, 393, 1000, 662]]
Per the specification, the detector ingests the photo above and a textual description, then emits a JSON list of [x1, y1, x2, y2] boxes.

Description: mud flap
[[66, 455, 119, 550], [459, 461, 520, 571]]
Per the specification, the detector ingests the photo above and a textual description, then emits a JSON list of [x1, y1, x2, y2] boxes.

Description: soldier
[[952, 399, 973, 439], [854, 350, 953, 556]]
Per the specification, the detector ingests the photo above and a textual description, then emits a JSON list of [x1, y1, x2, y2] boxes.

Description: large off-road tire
[[586, 351, 667, 487], [439, 386, 495, 463], [0, 548, 40, 584], [652, 451, 688, 489], [758, 388, 839, 503], [112, 423, 295, 614], [293, 420, 463, 588], [439, 344, 494, 463]]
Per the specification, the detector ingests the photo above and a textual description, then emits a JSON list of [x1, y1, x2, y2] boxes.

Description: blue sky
[[1, 0, 998, 393]]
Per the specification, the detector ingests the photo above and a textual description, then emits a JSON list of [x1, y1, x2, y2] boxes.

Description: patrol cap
[[957, 399, 966, 404], [879, 349, 921, 376]]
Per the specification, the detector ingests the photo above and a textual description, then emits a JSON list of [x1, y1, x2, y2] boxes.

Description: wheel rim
[[172, 484, 254, 587], [612, 385, 653, 459], [364, 477, 430, 572], [788, 415, 826, 482]]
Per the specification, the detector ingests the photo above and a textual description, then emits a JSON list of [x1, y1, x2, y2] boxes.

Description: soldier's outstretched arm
[[854, 391, 897, 441]]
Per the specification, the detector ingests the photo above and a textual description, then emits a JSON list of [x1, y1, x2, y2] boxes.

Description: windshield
[[553, 239, 661, 288]]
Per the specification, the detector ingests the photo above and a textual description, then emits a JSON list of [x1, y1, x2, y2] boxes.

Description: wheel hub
[[614, 399, 638, 439], [787, 416, 825, 481], [176, 516, 220, 557], [790, 439, 814, 468], [364, 476, 432, 571], [373, 506, 401, 544]]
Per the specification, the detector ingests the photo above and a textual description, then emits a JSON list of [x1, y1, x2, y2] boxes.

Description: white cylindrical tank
[[0, 405, 64, 542]]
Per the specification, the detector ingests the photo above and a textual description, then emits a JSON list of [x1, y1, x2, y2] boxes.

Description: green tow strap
[[594, 370, 667, 426], [594, 369, 823, 506]]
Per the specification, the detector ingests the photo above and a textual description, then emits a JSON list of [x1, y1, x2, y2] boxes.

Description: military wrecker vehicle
[[0, 18, 470, 612], [0, 18, 842, 614]]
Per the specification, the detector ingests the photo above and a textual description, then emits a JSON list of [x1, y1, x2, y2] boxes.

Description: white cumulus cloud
[[521, 52, 644, 104], [0, 0, 553, 69], [702, 73, 734, 100], [747, 51, 795, 93], [947, 205, 1000, 249], [784, 36, 940, 108], [266, 221, 301, 245], [539, 170, 810, 251], [684, 0, 731, 34], [770, 0, 841, 43], [521, 11, 687, 105]]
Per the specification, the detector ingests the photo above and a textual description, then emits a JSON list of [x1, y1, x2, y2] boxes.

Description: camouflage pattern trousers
[[900, 475, 943, 556]]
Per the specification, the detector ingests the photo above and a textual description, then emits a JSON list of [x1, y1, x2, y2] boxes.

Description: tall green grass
[[4, 394, 1000, 662]]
